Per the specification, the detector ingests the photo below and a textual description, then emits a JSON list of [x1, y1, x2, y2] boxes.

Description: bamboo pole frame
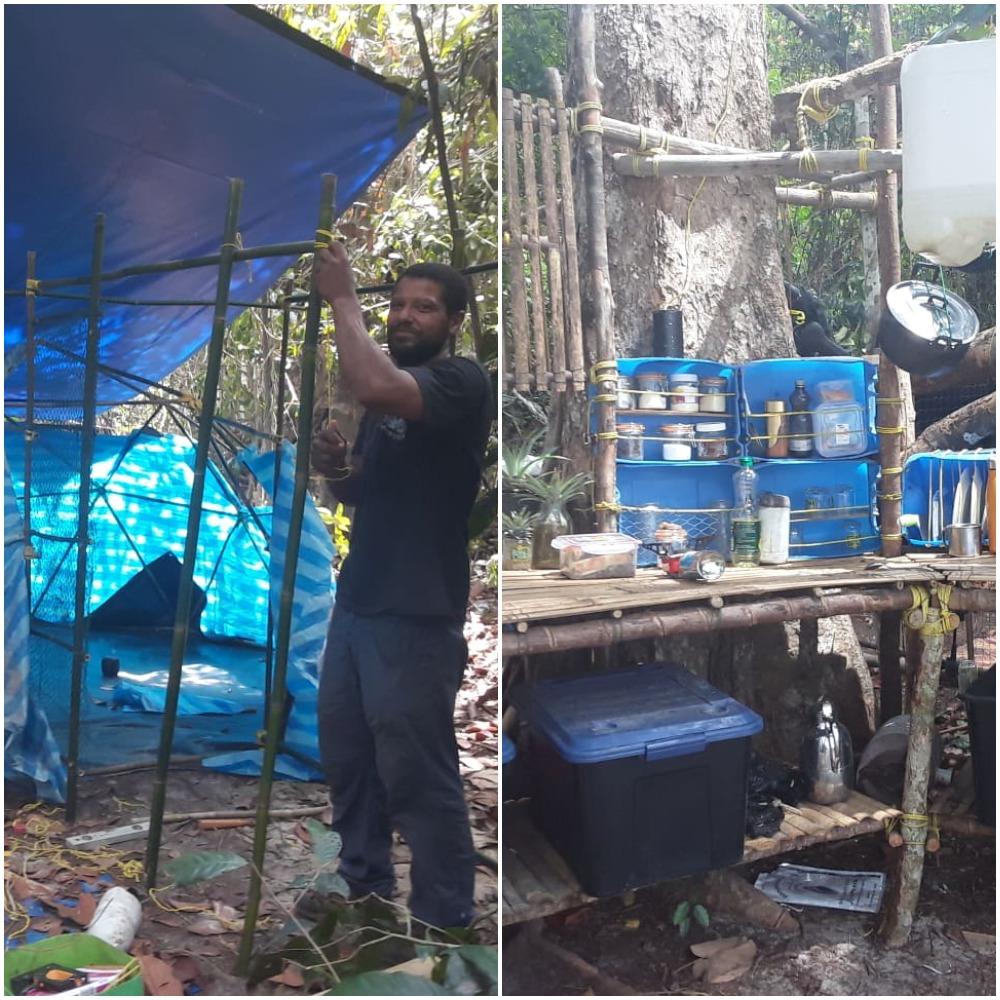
[[548, 69, 586, 391], [64, 214, 105, 822], [537, 99, 569, 391], [145, 179, 244, 886], [503, 585, 993, 658], [23, 252, 37, 600], [611, 148, 901, 179], [775, 187, 876, 212], [237, 174, 337, 974], [502, 89, 532, 392], [573, 7, 617, 532], [520, 92, 551, 387]]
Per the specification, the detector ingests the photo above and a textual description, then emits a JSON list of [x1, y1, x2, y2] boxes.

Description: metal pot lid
[[885, 280, 979, 347]]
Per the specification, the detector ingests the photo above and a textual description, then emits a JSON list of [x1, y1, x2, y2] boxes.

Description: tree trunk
[[564, 4, 873, 755], [571, 4, 792, 362]]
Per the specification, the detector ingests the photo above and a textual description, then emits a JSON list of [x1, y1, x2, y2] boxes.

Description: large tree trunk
[[563, 3, 875, 753], [573, 4, 792, 362]]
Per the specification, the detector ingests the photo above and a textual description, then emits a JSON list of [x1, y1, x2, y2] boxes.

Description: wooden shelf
[[502, 790, 900, 926]]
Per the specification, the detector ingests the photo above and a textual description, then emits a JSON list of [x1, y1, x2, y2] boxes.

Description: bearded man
[[310, 243, 491, 929]]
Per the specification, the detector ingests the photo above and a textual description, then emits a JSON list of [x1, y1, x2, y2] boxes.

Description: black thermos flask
[[653, 308, 684, 357]]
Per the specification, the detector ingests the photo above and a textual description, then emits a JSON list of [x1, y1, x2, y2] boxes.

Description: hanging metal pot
[[878, 279, 979, 378]]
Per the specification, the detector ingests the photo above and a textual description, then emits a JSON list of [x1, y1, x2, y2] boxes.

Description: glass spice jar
[[695, 421, 729, 459], [659, 423, 692, 461], [698, 376, 728, 414], [669, 373, 700, 413], [617, 374, 634, 409], [636, 373, 667, 409], [616, 422, 645, 460]]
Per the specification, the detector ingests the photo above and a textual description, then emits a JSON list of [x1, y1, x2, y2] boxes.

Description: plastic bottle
[[759, 493, 790, 564], [731, 458, 760, 567], [787, 380, 813, 457]]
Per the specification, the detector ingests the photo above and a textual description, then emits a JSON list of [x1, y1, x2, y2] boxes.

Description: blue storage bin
[[740, 358, 878, 460], [756, 459, 879, 559], [513, 663, 763, 895], [902, 449, 994, 548], [606, 358, 741, 461], [617, 461, 735, 564]]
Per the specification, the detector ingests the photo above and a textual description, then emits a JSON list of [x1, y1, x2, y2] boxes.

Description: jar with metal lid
[[699, 376, 728, 414], [616, 422, 645, 460], [695, 421, 729, 459], [669, 373, 699, 412], [659, 423, 692, 461], [616, 374, 635, 409], [636, 373, 667, 409]]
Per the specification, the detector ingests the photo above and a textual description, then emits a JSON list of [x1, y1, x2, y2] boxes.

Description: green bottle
[[732, 457, 761, 567]]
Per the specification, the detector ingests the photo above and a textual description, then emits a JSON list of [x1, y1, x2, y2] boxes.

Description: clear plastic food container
[[551, 533, 641, 580]]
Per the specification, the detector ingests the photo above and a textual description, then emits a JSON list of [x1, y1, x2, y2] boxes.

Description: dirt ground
[[503, 832, 996, 996], [503, 817, 995, 997], [5, 596, 498, 995]]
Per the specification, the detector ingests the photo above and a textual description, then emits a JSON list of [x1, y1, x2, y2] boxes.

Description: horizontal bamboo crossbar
[[504, 584, 994, 657], [773, 41, 922, 132], [776, 187, 877, 212], [613, 149, 901, 179]]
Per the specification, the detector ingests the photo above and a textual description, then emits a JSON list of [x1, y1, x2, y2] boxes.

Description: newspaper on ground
[[754, 863, 887, 913]]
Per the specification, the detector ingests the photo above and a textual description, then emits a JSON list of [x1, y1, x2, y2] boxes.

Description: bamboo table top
[[502, 554, 995, 626]]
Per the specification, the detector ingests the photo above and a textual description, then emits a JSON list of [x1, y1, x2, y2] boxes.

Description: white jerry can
[[901, 37, 996, 266]]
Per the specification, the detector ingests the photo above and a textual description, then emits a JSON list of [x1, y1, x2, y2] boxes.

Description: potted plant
[[501, 510, 536, 571], [520, 469, 593, 570]]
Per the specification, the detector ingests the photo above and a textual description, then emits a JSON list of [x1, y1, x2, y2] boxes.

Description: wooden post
[[520, 93, 551, 388], [854, 97, 881, 349], [502, 88, 531, 392], [538, 98, 569, 391], [879, 590, 949, 946], [547, 68, 587, 391], [869, 4, 910, 724], [572, 5, 618, 532]]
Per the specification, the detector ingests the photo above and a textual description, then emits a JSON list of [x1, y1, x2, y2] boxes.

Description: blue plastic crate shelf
[[755, 459, 880, 560], [606, 358, 742, 460], [740, 358, 878, 461], [902, 449, 994, 548]]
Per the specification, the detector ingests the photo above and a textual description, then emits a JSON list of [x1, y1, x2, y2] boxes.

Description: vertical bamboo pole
[[236, 175, 337, 975], [520, 92, 551, 389], [502, 89, 532, 392], [879, 592, 946, 946], [64, 216, 105, 822], [547, 68, 586, 391], [854, 97, 881, 349], [573, 6, 618, 532], [869, 4, 908, 722], [145, 179, 243, 885], [262, 298, 294, 732], [538, 98, 568, 392], [23, 252, 38, 607]]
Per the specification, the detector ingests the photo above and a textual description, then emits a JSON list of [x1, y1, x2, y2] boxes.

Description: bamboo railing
[[503, 79, 586, 393]]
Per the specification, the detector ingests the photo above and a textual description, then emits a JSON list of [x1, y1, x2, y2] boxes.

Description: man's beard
[[387, 327, 449, 367]]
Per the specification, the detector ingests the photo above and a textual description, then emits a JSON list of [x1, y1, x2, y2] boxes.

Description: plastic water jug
[[900, 38, 996, 266]]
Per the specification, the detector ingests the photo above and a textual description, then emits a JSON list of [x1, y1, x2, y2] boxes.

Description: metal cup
[[945, 522, 981, 557]]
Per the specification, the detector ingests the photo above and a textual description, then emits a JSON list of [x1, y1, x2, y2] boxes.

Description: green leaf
[[443, 945, 498, 993], [693, 904, 710, 928], [679, 917, 691, 938], [325, 972, 450, 995], [304, 818, 343, 867], [671, 900, 691, 926], [163, 851, 247, 886]]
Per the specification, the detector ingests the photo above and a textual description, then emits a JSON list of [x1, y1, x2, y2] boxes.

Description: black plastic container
[[652, 309, 684, 357], [965, 666, 995, 825], [514, 663, 763, 896]]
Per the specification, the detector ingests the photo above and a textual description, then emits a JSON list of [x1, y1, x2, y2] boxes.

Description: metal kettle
[[800, 699, 854, 804]]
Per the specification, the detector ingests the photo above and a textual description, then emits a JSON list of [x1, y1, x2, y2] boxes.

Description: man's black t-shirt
[[335, 356, 492, 621]]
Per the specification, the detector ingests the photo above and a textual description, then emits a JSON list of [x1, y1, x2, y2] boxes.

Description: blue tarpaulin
[[4, 4, 427, 413]]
